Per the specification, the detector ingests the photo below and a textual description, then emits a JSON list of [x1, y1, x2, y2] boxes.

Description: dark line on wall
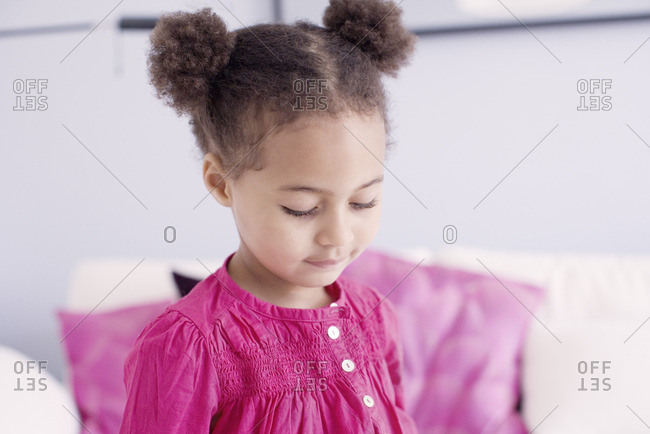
[[0, 23, 92, 37], [2, 11, 650, 38], [411, 13, 650, 36], [115, 11, 650, 33], [119, 17, 158, 30]]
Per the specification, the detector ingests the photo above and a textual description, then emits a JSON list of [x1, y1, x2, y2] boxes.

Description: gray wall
[[2, 1, 649, 381]]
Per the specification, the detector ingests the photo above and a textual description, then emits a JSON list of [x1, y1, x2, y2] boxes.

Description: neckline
[[213, 252, 349, 322]]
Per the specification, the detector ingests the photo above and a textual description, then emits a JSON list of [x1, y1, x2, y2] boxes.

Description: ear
[[202, 152, 233, 207]]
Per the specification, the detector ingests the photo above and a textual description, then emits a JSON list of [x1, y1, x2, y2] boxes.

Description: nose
[[315, 206, 353, 248]]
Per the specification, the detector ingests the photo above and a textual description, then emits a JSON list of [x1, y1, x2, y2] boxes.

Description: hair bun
[[148, 8, 235, 115], [323, 0, 416, 77]]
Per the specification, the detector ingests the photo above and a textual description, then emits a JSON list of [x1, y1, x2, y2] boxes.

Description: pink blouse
[[119, 253, 418, 433]]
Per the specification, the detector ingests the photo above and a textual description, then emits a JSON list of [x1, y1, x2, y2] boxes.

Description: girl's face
[[205, 111, 386, 294]]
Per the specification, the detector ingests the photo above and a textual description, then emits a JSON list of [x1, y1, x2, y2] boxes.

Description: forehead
[[257, 112, 386, 182]]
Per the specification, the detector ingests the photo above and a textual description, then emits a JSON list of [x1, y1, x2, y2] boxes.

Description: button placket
[[327, 321, 354, 373], [327, 303, 375, 413], [326, 302, 372, 410], [325, 318, 378, 414]]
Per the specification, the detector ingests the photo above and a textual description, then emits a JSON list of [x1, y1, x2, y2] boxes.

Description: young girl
[[120, 0, 417, 432]]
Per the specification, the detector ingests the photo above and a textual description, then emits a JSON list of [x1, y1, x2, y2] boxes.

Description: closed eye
[[281, 206, 318, 218], [282, 199, 377, 218], [351, 199, 377, 210]]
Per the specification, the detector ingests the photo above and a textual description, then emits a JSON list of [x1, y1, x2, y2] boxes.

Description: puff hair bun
[[148, 0, 415, 115], [323, 0, 416, 76], [148, 8, 234, 115]]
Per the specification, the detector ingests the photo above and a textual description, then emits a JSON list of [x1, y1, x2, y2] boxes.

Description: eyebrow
[[278, 176, 384, 196]]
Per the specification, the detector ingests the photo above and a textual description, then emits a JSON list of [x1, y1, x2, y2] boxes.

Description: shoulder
[[128, 272, 236, 357], [162, 272, 236, 336], [128, 307, 211, 362]]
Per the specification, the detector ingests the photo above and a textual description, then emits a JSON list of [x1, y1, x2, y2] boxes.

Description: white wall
[[1, 1, 649, 381]]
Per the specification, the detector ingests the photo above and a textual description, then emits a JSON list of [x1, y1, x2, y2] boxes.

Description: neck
[[226, 249, 334, 309]]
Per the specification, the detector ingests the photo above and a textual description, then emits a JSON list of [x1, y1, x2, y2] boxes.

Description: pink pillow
[[341, 249, 545, 433], [57, 300, 173, 434]]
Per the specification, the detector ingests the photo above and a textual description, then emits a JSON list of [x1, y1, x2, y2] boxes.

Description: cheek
[[238, 206, 307, 253], [355, 207, 382, 245]]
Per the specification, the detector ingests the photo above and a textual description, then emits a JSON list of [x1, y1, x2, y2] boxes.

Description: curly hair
[[148, 0, 417, 179]]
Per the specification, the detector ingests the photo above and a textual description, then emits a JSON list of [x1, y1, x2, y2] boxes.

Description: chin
[[295, 271, 341, 288]]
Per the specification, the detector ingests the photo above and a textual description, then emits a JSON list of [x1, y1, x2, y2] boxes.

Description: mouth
[[305, 257, 347, 269]]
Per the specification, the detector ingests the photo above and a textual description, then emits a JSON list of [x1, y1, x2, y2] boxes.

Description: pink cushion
[[57, 300, 173, 434], [341, 249, 545, 433]]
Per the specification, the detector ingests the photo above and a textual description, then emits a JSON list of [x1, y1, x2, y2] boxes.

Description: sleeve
[[379, 297, 407, 410], [119, 310, 220, 433]]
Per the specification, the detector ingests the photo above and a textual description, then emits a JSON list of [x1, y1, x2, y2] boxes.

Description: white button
[[327, 326, 340, 340], [363, 395, 374, 407], [330, 302, 338, 307], [341, 359, 355, 372]]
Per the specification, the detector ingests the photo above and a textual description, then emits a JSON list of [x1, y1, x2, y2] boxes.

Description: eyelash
[[282, 199, 377, 218]]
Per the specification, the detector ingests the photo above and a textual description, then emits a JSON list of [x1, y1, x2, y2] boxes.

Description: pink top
[[119, 253, 418, 433]]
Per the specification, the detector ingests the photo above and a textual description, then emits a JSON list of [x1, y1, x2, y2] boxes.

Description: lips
[[305, 257, 346, 267]]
